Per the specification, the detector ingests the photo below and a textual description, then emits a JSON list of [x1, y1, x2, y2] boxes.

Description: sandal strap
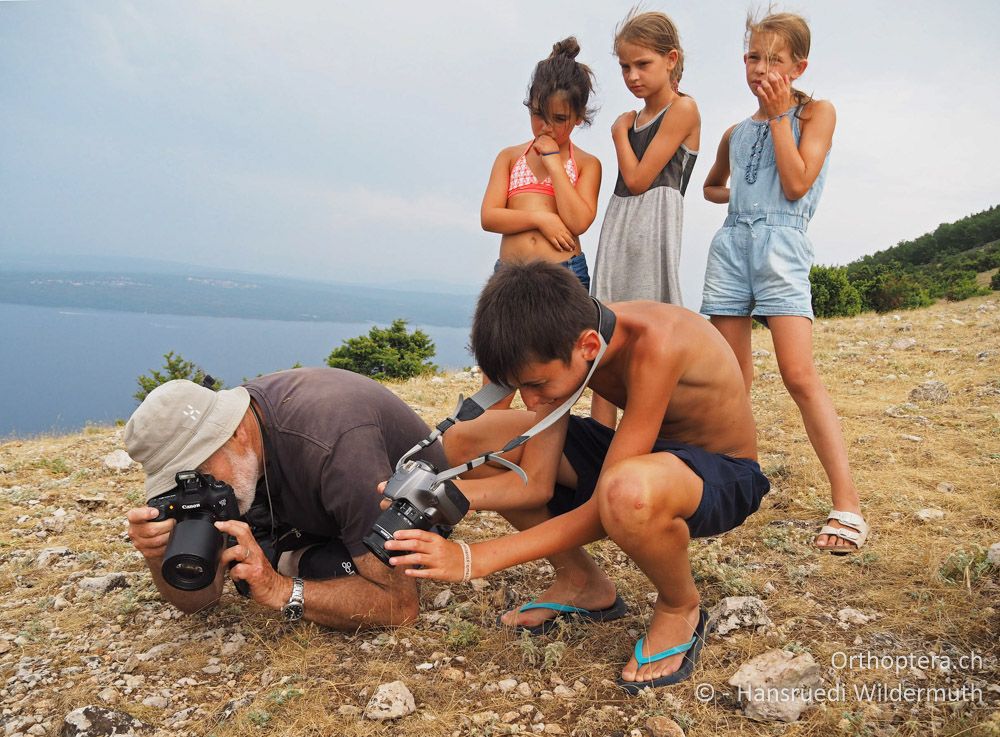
[[818, 525, 861, 543], [634, 633, 697, 665], [519, 600, 587, 615], [826, 510, 867, 532]]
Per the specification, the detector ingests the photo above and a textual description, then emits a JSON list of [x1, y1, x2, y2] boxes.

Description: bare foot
[[619, 601, 701, 684], [500, 574, 617, 629]]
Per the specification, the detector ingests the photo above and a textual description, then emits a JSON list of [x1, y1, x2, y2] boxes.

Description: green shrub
[[810, 264, 862, 318], [991, 271, 1000, 290], [326, 319, 437, 381], [849, 264, 932, 313], [135, 351, 223, 402]]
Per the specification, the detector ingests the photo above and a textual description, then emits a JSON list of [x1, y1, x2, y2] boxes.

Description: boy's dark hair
[[472, 261, 597, 386], [524, 37, 596, 126]]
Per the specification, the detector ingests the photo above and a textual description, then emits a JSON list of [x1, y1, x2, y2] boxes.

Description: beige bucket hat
[[124, 380, 250, 499]]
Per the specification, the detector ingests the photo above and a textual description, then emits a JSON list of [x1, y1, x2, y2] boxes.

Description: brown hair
[[614, 8, 685, 91], [746, 10, 813, 108], [524, 37, 596, 126], [471, 262, 596, 386]]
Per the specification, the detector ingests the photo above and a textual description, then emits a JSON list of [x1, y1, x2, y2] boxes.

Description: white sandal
[[816, 510, 869, 554]]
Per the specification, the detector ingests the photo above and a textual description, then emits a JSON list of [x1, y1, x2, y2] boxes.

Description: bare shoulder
[[498, 142, 530, 164], [672, 94, 700, 116], [572, 145, 601, 167], [800, 98, 836, 124]]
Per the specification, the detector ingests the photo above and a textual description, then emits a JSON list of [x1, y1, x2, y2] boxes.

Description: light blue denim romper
[[700, 107, 830, 320]]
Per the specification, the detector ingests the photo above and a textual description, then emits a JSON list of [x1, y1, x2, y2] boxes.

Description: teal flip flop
[[497, 595, 628, 636], [617, 608, 708, 693]]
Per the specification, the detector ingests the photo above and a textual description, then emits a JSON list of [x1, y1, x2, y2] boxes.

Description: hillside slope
[[1, 297, 998, 737]]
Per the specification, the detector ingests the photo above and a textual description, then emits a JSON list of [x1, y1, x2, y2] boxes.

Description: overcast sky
[[3, 0, 998, 306]]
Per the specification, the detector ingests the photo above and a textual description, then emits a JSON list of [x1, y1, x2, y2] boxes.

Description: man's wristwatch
[[281, 577, 305, 622]]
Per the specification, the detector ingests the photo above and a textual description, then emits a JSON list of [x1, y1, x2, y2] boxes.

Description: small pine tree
[[135, 351, 224, 402], [810, 265, 862, 318], [326, 319, 437, 381]]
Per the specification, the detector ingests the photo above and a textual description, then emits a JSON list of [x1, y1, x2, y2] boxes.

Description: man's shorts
[[548, 416, 770, 538], [700, 216, 814, 321], [277, 540, 357, 579]]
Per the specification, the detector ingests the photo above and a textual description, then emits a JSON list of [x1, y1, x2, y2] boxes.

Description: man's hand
[[126, 507, 175, 561], [384, 529, 468, 582], [214, 519, 290, 610]]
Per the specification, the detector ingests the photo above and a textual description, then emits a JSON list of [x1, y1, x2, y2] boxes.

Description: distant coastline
[[0, 265, 477, 329]]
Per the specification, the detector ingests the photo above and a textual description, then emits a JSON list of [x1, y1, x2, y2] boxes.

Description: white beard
[[222, 444, 261, 515]]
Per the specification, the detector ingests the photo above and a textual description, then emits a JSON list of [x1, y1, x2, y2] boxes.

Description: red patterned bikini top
[[507, 141, 578, 198]]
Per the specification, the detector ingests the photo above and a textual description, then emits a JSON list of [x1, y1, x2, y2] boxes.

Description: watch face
[[283, 603, 304, 622]]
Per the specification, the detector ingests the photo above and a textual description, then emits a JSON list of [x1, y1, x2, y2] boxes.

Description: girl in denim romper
[[700, 12, 867, 554]]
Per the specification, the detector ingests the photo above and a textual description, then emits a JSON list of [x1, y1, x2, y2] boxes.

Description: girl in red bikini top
[[480, 37, 602, 277]]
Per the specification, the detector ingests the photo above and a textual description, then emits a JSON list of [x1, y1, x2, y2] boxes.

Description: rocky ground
[[1, 296, 999, 737]]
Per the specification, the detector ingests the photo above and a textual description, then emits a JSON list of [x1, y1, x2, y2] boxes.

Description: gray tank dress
[[591, 104, 697, 305]]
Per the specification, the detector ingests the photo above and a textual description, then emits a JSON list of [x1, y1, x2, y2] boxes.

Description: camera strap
[[397, 297, 616, 487]]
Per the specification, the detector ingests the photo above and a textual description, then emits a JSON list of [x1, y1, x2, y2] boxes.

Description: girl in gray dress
[[590, 10, 700, 426]]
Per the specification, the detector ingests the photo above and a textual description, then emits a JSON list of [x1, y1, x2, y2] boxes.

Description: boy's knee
[[597, 459, 673, 526]]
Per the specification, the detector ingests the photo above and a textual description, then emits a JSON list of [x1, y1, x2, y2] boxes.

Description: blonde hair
[[614, 8, 685, 92], [746, 10, 813, 108]]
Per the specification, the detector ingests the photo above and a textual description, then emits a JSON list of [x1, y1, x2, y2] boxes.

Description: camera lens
[[161, 518, 222, 590], [362, 500, 431, 566]]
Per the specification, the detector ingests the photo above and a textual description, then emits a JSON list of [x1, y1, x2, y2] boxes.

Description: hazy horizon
[[3, 1, 999, 307]]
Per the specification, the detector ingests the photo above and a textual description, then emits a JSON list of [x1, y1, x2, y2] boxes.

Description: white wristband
[[455, 540, 472, 583]]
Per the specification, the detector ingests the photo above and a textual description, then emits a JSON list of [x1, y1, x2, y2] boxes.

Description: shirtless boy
[[384, 261, 769, 691]]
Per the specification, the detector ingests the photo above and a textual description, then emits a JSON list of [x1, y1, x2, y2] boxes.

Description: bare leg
[[498, 505, 617, 628], [767, 316, 862, 551], [598, 455, 704, 683], [590, 393, 619, 428], [709, 315, 753, 393]]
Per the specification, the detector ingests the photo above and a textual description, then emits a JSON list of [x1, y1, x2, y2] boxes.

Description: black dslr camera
[[148, 470, 241, 590], [362, 459, 470, 566]]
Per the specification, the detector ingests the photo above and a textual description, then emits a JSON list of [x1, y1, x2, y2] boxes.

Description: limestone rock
[[915, 508, 945, 523], [432, 588, 453, 609], [908, 380, 949, 404], [36, 546, 72, 568], [103, 450, 135, 471], [78, 573, 128, 594], [987, 543, 1000, 567], [891, 338, 917, 351], [728, 649, 822, 722], [61, 706, 150, 736], [837, 608, 872, 625], [646, 716, 685, 737], [708, 596, 772, 636], [364, 680, 416, 720]]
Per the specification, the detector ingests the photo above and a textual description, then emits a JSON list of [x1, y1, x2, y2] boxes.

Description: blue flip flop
[[497, 595, 629, 636], [617, 608, 708, 694]]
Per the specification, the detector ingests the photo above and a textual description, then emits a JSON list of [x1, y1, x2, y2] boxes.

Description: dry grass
[[1, 296, 998, 737]]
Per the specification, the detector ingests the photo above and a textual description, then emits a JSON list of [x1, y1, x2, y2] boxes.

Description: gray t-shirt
[[244, 367, 445, 558]]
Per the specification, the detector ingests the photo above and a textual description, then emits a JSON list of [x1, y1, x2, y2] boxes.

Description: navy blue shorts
[[548, 416, 770, 538]]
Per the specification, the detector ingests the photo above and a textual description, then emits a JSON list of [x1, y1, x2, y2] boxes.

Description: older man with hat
[[124, 366, 444, 629]]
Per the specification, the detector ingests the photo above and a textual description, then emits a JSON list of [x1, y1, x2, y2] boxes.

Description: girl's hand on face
[[536, 212, 576, 252], [757, 72, 792, 119], [532, 135, 559, 157], [384, 529, 464, 582], [612, 111, 637, 136]]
